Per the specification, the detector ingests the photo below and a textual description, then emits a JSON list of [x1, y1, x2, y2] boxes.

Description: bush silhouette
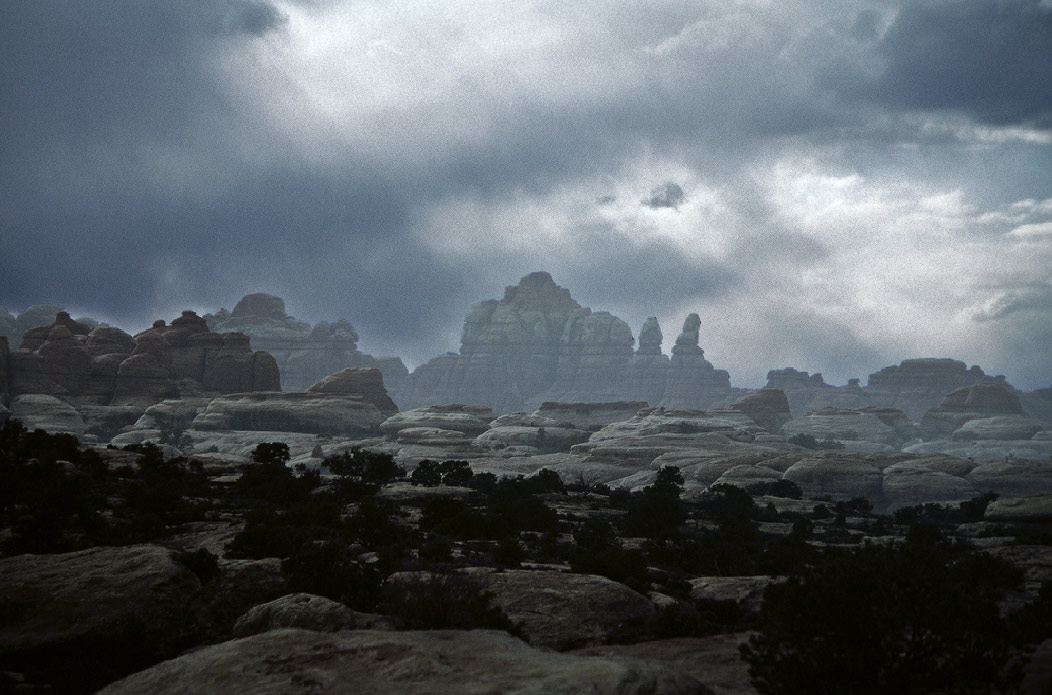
[[741, 536, 1024, 694]]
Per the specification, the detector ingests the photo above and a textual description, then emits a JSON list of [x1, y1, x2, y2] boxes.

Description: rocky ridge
[[204, 293, 408, 395], [0, 310, 278, 413]]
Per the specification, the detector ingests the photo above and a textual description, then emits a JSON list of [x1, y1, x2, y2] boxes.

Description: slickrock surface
[[97, 628, 712, 695]]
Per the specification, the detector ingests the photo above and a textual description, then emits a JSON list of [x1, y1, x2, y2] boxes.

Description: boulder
[[729, 389, 792, 433], [232, 593, 360, 637], [984, 494, 1052, 523], [97, 628, 708, 695], [782, 453, 884, 502], [0, 545, 204, 692], [689, 576, 783, 614], [881, 462, 979, 511], [481, 570, 657, 650], [307, 367, 398, 415], [966, 460, 1052, 497]]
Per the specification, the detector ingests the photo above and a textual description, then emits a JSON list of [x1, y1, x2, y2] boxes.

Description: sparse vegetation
[[4, 424, 1051, 694]]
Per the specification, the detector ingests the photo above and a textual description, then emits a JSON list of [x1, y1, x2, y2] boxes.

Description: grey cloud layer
[[2, 0, 1050, 388]]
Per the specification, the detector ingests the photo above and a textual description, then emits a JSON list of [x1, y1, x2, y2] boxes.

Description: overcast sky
[[2, 0, 1051, 389]]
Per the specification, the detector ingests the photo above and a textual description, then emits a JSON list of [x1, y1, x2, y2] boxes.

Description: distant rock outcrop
[[920, 382, 1026, 439], [204, 294, 408, 395], [5, 310, 278, 407], [398, 272, 735, 413], [763, 358, 1043, 426]]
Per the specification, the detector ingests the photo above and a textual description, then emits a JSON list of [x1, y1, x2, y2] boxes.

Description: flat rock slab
[[98, 628, 711, 695], [483, 570, 656, 650], [985, 494, 1052, 523], [572, 633, 757, 695], [0, 544, 202, 655]]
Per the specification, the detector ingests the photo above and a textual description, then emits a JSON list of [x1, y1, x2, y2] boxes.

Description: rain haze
[[2, 0, 1051, 389]]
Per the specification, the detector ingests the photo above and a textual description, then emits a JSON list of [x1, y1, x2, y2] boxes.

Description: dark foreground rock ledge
[[98, 628, 712, 695]]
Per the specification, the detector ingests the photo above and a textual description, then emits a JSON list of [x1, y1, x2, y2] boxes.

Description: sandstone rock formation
[[0, 303, 94, 349], [97, 628, 709, 695], [190, 391, 389, 437], [204, 294, 409, 395], [4, 310, 278, 408], [781, 406, 916, 451], [473, 412, 590, 455], [729, 389, 792, 433], [8, 394, 89, 435], [306, 367, 398, 414], [399, 272, 735, 413], [536, 401, 648, 431], [920, 382, 1027, 438]]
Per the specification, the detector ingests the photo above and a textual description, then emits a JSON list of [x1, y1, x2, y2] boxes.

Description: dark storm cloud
[[872, 0, 1052, 126], [642, 182, 685, 209], [2, 0, 1050, 388]]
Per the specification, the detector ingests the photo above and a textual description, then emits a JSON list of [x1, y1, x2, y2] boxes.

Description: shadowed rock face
[[398, 272, 734, 414], [5, 311, 278, 406], [204, 294, 408, 395]]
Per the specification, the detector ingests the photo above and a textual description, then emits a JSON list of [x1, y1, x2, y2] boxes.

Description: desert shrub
[[410, 459, 442, 486], [493, 535, 524, 568], [747, 479, 803, 499], [282, 543, 383, 610], [652, 599, 746, 639], [570, 519, 649, 592], [438, 459, 474, 486], [623, 469, 686, 541], [703, 483, 755, 526], [834, 497, 873, 516], [529, 467, 566, 494], [741, 536, 1025, 694], [380, 573, 519, 634], [323, 447, 404, 485], [959, 492, 999, 522], [225, 506, 317, 559], [174, 548, 220, 585], [237, 446, 319, 508], [252, 442, 290, 466]]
